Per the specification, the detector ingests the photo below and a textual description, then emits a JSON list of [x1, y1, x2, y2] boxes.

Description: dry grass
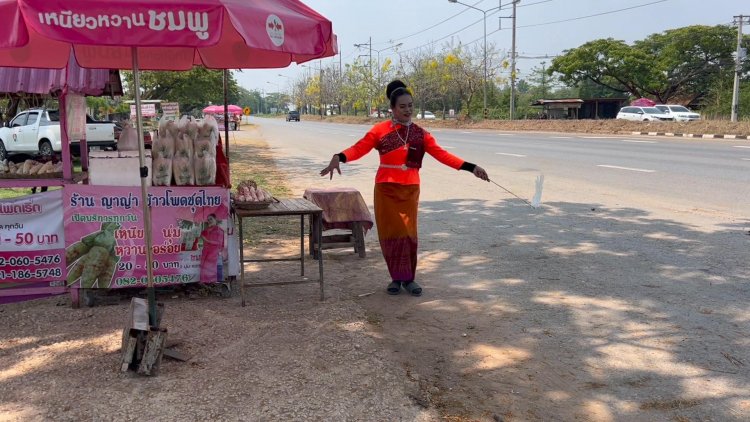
[[228, 126, 302, 246], [309, 114, 750, 136]]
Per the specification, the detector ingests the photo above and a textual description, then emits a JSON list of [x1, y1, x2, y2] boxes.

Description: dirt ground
[[0, 122, 748, 421]]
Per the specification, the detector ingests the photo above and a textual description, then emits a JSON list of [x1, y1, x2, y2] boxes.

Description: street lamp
[[449, 0, 500, 119], [278, 74, 294, 111], [374, 43, 403, 117], [266, 81, 280, 114]]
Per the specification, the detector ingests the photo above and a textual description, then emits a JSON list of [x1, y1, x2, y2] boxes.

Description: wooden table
[[235, 198, 324, 306]]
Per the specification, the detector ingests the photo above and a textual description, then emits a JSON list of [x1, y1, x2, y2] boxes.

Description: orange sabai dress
[[341, 120, 467, 282]]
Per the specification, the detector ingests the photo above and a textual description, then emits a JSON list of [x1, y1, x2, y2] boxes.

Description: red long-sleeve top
[[341, 120, 465, 185]]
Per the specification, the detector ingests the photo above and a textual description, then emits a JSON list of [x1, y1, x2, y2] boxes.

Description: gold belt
[[379, 164, 409, 170]]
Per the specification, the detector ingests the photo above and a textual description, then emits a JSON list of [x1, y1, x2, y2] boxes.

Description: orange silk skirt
[[373, 183, 419, 282]]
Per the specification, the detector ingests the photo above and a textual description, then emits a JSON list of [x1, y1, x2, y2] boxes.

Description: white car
[[616, 106, 674, 122], [654, 105, 701, 121], [415, 111, 436, 120]]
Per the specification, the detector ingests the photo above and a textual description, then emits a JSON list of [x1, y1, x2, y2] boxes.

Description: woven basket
[[233, 197, 277, 210]]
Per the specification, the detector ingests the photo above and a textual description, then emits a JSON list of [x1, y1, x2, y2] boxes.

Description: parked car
[[415, 111, 436, 120], [369, 110, 391, 118], [0, 109, 116, 160], [616, 106, 674, 122], [286, 110, 300, 122], [654, 105, 701, 121]]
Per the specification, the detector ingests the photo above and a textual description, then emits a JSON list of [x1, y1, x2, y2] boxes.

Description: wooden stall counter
[[235, 198, 323, 306]]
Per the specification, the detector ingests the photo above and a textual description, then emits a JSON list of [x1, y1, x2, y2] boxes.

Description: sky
[[233, 0, 744, 94]]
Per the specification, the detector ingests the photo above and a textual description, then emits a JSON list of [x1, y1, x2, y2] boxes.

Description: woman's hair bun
[[386, 80, 407, 100]]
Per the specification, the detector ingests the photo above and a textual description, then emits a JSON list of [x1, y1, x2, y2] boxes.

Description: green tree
[[549, 25, 739, 104], [121, 68, 240, 116]]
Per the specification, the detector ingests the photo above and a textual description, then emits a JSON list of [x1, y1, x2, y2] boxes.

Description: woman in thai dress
[[320, 80, 489, 296], [199, 213, 225, 283]]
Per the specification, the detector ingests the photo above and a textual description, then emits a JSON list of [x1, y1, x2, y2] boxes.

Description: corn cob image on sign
[[63, 185, 229, 289]]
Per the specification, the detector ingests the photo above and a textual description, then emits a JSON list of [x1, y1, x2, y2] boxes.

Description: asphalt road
[[243, 117, 750, 224]]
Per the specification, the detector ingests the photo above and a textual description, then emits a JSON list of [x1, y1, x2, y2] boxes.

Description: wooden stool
[[303, 187, 373, 259], [310, 220, 366, 259]]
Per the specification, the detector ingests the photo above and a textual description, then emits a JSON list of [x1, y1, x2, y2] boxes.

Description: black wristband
[[337, 153, 347, 163], [460, 161, 477, 172]]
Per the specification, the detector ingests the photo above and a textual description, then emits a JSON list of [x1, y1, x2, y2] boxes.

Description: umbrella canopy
[[202, 104, 242, 115], [630, 98, 656, 107], [0, 0, 337, 70], [202, 105, 221, 114], [0, 0, 337, 322]]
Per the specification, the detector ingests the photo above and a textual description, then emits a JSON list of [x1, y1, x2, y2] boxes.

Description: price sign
[[0, 191, 65, 284]]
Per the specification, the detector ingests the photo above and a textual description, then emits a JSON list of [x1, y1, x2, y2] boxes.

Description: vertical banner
[[0, 191, 66, 303], [65, 92, 87, 141], [63, 185, 229, 289], [161, 102, 180, 118]]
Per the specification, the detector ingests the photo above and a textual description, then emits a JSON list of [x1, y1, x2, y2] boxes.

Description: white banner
[[161, 102, 180, 117], [130, 103, 157, 118]]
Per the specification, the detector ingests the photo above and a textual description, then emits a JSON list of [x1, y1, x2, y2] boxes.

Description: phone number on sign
[[0, 268, 63, 280], [0, 255, 62, 268]]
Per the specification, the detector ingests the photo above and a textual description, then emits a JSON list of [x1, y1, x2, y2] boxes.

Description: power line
[[399, 0, 669, 54], [389, 0, 553, 50], [517, 0, 669, 29]]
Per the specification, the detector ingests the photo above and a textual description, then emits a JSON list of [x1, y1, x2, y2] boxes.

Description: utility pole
[[509, 0, 519, 120], [319, 61, 324, 119], [354, 37, 373, 115], [449, 0, 503, 119], [732, 15, 749, 122]]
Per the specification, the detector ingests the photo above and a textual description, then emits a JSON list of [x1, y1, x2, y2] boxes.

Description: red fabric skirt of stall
[[373, 183, 420, 282], [215, 141, 231, 189]]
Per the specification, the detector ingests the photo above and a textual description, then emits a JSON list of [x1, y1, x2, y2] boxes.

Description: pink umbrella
[[202, 105, 222, 114], [0, 0, 337, 70], [226, 105, 242, 114], [0, 0, 337, 315], [630, 98, 657, 107]]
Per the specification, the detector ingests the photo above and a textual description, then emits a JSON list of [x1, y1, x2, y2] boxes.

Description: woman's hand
[[320, 155, 342, 180], [473, 165, 489, 181]]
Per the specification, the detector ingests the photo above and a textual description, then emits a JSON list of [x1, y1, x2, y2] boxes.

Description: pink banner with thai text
[[63, 185, 229, 289], [0, 190, 66, 304]]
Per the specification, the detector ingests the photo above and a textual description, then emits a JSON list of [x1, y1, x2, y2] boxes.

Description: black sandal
[[403, 281, 422, 297], [386, 281, 402, 295]]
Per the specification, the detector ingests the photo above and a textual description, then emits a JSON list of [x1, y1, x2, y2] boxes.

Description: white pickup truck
[[0, 109, 116, 161]]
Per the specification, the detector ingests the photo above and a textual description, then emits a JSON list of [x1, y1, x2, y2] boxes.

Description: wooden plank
[[163, 348, 190, 362], [137, 328, 168, 376], [119, 328, 139, 372]]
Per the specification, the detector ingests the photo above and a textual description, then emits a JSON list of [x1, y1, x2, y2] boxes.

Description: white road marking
[[597, 164, 655, 173], [733, 145, 750, 149], [583, 136, 612, 139], [495, 152, 526, 157], [742, 158, 750, 161], [442, 146, 455, 149], [550, 136, 571, 139], [621, 139, 656, 144], [461, 131, 473, 134], [496, 133, 512, 136]]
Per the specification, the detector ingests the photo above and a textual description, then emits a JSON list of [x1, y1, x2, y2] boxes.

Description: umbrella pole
[[223, 70, 229, 156], [131, 47, 158, 327]]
